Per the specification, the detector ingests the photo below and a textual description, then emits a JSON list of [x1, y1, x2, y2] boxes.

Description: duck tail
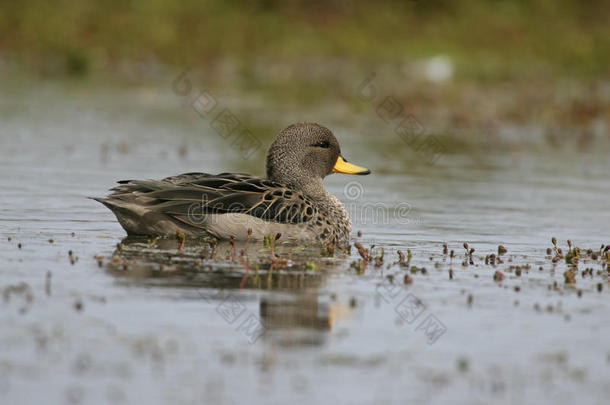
[[91, 196, 202, 237], [90, 196, 152, 235]]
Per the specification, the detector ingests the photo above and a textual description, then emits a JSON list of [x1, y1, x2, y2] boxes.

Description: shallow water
[[1, 81, 609, 405]]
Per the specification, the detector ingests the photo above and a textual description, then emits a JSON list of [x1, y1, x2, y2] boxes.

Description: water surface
[[1, 81, 609, 405]]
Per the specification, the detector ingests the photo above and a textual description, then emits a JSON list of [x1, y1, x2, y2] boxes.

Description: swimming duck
[[94, 123, 370, 245]]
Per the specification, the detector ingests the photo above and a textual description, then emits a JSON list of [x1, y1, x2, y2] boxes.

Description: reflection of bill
[[258, 293, 347, 347], [260, 296, 332, 331]]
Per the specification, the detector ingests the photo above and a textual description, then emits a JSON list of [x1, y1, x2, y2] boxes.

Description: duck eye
[[312, 141, 330, 148]]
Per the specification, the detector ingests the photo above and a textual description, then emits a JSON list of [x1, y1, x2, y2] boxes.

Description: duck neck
[[302, 178, 349, 226], [269, 171, 333, 204], [299, 178, 329, 202]]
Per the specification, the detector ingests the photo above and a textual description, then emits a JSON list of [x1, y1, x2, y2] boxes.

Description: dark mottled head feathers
[[266, 123, 341, 190]]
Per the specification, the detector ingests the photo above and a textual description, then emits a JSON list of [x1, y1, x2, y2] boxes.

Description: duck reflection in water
[[105, 237, 353, 346]]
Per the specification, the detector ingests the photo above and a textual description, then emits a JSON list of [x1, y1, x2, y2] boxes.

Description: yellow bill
[[333, 156, 371, 175]]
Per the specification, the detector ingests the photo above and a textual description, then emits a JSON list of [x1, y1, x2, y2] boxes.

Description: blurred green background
[[1, 0, 608, 155], [2, 0, 609, 78]]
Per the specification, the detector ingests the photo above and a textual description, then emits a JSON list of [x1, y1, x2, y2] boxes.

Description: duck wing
[[101, 173, 317, 234]]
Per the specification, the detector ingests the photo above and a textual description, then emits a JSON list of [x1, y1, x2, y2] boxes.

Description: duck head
[[266, 123, 370, 198]]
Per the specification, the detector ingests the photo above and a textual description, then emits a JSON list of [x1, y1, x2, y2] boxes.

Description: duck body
[[95, 171, 351, 245], [95, 123, 369, 245]]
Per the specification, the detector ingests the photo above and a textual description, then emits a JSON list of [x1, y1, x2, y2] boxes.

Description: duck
[[94, 123, 370, 245]]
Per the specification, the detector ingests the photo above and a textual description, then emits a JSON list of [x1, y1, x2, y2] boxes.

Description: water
[[1, 80, 609, 405]]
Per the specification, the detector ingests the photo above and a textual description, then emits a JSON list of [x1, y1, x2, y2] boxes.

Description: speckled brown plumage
[[94, 123, 370, 245]]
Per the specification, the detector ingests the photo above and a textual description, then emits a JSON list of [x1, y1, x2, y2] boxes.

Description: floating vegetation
[[68, 250, 78, 265], [457, 358, 469, 372], [354, 242, 369, 262], [321, 244, 335, 257], [93, 255, 104, 267], [564, 269, 577, 284], [396, 250, 412, 268], [147, 236, 160, 249], [374, 247, 384, 268], [175, 230, 186, 251], [87, 235, 610, 303], [2, 282, 34, 314], [409, 266, 427, 275], [45, 271, 52, 296]]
